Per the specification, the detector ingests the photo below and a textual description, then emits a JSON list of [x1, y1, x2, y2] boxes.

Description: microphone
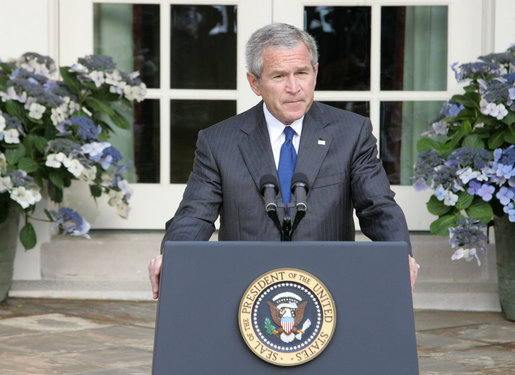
[[259, 174, 282, 236], [291, 173, 309, 212], [259, 174, 279, 213]]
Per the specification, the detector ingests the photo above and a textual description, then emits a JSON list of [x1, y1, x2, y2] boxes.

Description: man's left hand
[[408, 255, 419, 293]]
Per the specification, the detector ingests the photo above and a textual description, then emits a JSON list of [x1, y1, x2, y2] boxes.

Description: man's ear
[[247, 72, 262, 96], [313, 62, 319, 84]]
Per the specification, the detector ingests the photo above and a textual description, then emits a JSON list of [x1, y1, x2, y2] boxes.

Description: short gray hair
[[245, 23, 318, 80]]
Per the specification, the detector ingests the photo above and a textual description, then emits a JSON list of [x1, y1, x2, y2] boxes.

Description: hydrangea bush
[[0, 52, 146, 249], [413, 46, 515, 265]]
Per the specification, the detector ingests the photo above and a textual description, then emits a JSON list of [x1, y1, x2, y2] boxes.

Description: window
[[60, 0, 484, 230]]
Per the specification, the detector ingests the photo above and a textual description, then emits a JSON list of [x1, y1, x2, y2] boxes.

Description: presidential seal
[[238, 268, 336, 366]]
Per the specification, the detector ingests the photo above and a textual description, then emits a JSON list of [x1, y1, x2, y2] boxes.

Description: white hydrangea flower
[[451, 247, 481, 266], [108, 190, 129, 218], [101, 173, 113, 185], [3, 128, 20, 144], [89, 71, 105, 87], [0, 152, 7, 174], [443, 191, 458, 206], [28, 102, 46, 119], [50, 105, 68, 126], [117, 179, 132, 198], [0, 114, 6, 131], [46, 152, 68, 168], [10, 186, 41, 209], [82, 166, 97, 182], [66, 159, 85, 178], [105, 70, 122, 85], [0, 176, 13, 192], [457, 167, 480, 184]]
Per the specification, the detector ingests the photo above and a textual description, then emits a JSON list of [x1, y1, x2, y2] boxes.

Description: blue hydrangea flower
[[49, 207, 91, 238]]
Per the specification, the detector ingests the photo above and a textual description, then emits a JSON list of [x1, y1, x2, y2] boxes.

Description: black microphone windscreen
[[291, 173, 309, 191], [260, 174, 278, 193]]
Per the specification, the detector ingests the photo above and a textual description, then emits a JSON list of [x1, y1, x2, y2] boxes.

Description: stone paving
[[0, 298, 514, 374]]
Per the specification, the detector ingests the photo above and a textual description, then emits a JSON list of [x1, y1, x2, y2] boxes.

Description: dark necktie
[[278, 126, 297, 205]]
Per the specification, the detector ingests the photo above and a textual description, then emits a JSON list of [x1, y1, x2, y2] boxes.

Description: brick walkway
[[0, 298, 513, 374]]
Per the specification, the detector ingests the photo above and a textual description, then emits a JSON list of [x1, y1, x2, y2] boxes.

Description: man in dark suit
[[149, 23, 418, 299]]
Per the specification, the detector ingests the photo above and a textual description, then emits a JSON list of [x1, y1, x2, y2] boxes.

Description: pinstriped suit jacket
[[162, 101, 410, 247]]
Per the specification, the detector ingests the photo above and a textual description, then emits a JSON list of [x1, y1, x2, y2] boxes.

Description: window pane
[[322, 102, 369, 118], [305, 6, 371, 90], [380, 101, 442, 185], [170, 5, 237, 89], [171, 100, 236, 183], [94, 4, 160, 88], [381, 6, 447, 91], [108, 100, 160, 183]]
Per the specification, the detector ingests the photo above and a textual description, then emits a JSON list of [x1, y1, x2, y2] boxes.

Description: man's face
[[247, 43, 318, 125]]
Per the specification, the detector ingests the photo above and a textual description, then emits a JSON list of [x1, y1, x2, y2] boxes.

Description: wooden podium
[[152, 241, 419, 374]]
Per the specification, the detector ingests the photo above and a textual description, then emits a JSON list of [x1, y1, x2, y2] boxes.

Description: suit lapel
[[295, 102, 332, 188], [238, 102, 277, 191]]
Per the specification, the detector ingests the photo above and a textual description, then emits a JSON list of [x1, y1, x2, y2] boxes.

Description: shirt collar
[[263, 102, 303, 143]]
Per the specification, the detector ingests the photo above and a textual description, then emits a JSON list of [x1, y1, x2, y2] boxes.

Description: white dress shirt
[[263, 103, 303, 169]]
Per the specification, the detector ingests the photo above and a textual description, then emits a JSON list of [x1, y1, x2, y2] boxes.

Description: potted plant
[[0, 52, 146, 301], [413, 46, 514, 319]]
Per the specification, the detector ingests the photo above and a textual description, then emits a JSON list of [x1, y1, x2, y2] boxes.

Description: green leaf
[[47, 181, 63, 203], [33, 136, 48, 153], [466, 200, 494, 224], [5, 100, 29, 124], [450, 93, 480, 109], [456, 192, 474, 210], [488, 130, 505, 149], [462, 120, 472, 133], [462, 134, 484, 150], [504, 127, 515, 144], [85, 97, 115, 116], [501, 110, 515, 126], [44, 209, 54, 221], [18, 157, 39, 173], [59, 67, 82, 93], [427, 195, 451, 216], [90, 184, 102, 197], [20, 222, 37, 250], [417, 137, 442, 153], [109, 108, 130, 129], [5, 144, 26, 164], [48, 171, 64, 189], [430, 215, 456, 236], [0, 62, 12, 74]]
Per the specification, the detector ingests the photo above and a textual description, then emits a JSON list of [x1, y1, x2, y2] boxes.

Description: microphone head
[[291, 172, 309, 193], [260, 174, 279, 194]]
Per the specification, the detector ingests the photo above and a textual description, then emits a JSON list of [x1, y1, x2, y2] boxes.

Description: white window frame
[[59, 0, 486, 231]]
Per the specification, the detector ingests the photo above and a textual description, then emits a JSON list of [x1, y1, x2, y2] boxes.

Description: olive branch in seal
[[264, 317, 277, 335]]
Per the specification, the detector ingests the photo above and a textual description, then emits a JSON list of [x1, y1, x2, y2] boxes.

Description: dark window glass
[[133, 100, 160, 183], [305, 6, 371, 90], [94, 4, 160, 88], [171, 100, 236, 183], [170, 5, 237, 89], [381, 6, 447, 91], [380, 101, 442, 185], [108, 100, 160, 183], [322, 102, 370, 118]]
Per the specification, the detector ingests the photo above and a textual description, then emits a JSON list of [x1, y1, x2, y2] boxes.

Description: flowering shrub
[[414, 46, 515, 265], [0, 52, 146, 249]]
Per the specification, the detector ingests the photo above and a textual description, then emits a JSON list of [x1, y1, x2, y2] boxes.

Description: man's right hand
[[148, 254, 163, 299]]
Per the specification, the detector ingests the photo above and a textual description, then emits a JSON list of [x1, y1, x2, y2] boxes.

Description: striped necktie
[[278, 126, 297, 205]]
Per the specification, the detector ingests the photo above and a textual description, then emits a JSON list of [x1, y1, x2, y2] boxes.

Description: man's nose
[[285, 74, 300, 93]]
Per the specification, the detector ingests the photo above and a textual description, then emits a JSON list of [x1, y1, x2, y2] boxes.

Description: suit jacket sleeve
[[350, 118, 412, 250], [161, 129, 222, 249]]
